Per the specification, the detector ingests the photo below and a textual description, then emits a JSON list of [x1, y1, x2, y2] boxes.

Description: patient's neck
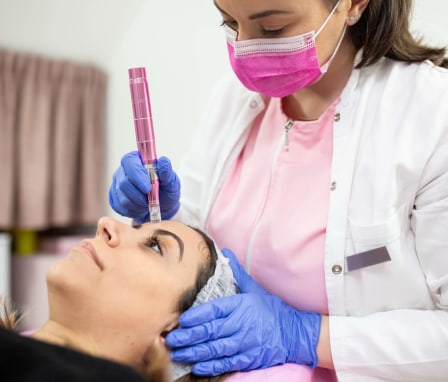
[[31, 320, 150, 372], [31, 320, 99, 356]]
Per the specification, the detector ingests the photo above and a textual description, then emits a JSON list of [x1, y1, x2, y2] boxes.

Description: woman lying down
[[0, 217, 238, 382]]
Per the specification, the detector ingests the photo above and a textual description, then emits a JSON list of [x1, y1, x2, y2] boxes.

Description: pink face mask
[[225, 0, 344, 98]]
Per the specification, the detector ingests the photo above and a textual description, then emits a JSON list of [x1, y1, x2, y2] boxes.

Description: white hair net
[[170, 243, 239, 381]]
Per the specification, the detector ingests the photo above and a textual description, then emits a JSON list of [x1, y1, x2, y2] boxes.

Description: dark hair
[[326, 0, 448, 68], [175, 227, 219, 314], [171, 228, 229, 382]]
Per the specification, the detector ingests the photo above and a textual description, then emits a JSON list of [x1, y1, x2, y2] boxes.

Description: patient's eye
[[145, 235, 163, 255]]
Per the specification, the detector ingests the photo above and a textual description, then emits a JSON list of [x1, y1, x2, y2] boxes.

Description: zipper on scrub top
[[284, 119, 294, 151]]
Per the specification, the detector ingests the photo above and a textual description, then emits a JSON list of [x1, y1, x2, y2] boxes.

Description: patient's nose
[[97, 216, 121, 247]]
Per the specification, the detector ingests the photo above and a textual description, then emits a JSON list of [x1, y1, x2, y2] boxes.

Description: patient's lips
[[80, 240, 104, 270]]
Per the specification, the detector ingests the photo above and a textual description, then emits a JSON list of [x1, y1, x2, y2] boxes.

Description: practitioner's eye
[[260, 26, 286, 36], [220, 19, 238, 31]]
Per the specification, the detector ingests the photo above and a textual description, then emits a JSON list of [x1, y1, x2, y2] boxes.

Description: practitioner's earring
[[347, 14, 361, 24]]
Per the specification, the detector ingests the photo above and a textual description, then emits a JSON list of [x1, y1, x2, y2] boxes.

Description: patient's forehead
[[153, 220, 200, 239]]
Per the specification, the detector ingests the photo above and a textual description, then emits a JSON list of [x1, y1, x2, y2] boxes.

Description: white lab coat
[[176, 54, 448, 381]]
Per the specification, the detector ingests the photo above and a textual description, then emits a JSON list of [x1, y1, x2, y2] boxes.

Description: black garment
[[0, 327, 150, 381]]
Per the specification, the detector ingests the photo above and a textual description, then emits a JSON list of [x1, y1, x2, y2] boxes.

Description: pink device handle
[[128, 67, 157, 165], [128, 67, 161, 222]]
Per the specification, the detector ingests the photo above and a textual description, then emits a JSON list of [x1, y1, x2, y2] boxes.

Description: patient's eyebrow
[[154, 229, 184, 262]]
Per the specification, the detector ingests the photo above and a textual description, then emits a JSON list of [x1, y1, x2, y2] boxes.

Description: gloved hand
[[166, 248, 322, 376], [109, 151, 181, 223]]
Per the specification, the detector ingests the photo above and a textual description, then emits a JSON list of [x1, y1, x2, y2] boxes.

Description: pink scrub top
[[207, 96, 339, 381], [225, 365, 335, 382]]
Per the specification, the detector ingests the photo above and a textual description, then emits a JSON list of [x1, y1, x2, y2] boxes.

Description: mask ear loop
[[319, 25, 347, 73], [315, 0, 345, 72], [315, 0, 343, 37]]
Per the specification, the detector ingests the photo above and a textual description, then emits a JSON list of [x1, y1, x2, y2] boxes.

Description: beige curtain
[[0, 48, 107, 229]]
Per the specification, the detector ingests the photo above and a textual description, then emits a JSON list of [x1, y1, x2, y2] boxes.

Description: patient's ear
[[143, 341, 171, 382], [143, 312, 178, 376], [150, 314, 179, 359]]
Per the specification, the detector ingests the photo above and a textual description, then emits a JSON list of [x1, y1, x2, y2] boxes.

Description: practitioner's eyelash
[[261, 27, 285, 36], [220, 19, 238, 31], [220, 19, 285, 37]]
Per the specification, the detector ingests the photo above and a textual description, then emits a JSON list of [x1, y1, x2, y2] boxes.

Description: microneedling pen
[[128, 67, 161, 223]]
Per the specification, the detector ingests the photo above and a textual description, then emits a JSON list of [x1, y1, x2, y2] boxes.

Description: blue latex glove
[[108, 151, 181, 223], [166, 248, 322, 376]]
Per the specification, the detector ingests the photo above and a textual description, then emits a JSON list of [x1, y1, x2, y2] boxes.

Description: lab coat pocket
[[344, 205, 426, 314], [345, 207, 405, 273], [347, 205, 406, 256]]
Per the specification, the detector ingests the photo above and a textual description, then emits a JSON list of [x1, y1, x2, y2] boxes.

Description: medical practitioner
[[109, 0, 448, 381]]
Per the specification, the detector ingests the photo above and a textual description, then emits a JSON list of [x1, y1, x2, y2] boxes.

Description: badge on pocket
[[346, 246, 391, 272]]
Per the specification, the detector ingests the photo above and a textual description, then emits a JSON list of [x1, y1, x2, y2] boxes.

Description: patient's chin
[[46, 261, 76, 293], [45, 254, 94, 294]]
